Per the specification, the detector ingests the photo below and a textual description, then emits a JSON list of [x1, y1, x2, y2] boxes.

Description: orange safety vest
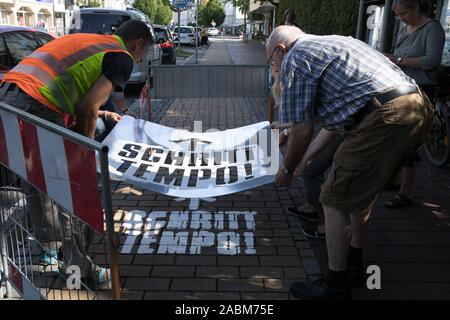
[[3, 33, 131, 115]]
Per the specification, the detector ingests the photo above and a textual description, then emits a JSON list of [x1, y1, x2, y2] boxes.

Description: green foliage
[[231, 0, 250, 14], [199, 0, 226, 27], [276, 0, 360, 36], [133, 0, 173, 25], [78, 0, 102, 7]]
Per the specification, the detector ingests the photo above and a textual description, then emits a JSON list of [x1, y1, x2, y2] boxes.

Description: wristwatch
[[396, 57, 403, 65], [281, 162, 294, 175]]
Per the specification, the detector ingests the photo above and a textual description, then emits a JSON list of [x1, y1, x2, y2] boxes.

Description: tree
[[199, 0, 225, 27], [78, 0, 101, 7], [133, 0, 173, 25]]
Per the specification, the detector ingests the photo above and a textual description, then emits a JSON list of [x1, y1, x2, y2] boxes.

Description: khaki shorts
[[319, 90, 434, 216]]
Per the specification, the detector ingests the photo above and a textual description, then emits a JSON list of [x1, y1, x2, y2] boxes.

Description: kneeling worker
[[0, 19, 152, 288]]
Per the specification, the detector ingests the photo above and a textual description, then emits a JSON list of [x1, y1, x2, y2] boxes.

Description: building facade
[[248, 0, 278, 38], [0, 0, 127, 35], [222, 0, 243, 34]]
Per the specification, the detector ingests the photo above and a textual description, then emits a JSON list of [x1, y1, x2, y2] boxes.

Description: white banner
[[102, 116, 280, 198]]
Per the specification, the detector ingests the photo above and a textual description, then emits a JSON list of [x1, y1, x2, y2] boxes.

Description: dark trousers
[[301, 135, 345, 225]]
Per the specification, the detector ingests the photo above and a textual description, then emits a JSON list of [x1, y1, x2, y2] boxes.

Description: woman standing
[[385, 0, 445, 208]]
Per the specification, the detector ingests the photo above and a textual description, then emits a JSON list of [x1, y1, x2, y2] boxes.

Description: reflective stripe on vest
[[3, 34, 131, 115]]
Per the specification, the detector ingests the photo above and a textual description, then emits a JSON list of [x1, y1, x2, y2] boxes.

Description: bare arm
[[385, 54, 423, 69], [74, 75, 113, 139], [294, 128, 337, 176], [284, 121, 314, 171], [303, 129, 337, 162]]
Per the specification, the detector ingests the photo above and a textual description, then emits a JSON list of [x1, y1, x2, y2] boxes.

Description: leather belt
[[375, 85, 418, 105], [352, 85, 419, 125]]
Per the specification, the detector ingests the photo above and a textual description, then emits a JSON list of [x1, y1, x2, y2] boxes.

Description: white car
[[68, 8, 162, 85], [172, 26, 197, 46], [207, 27, 220, 36]]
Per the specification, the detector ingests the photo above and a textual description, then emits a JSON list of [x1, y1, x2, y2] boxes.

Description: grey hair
[[266, 25, 304, 54]]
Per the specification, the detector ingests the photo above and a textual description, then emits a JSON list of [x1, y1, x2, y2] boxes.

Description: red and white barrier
[[0, 110, 104, 233], [7, 259, 43, 300]]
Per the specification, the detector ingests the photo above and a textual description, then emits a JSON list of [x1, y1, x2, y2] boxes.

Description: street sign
[[211, 20, 216, 27], [172, 0, 190, 8]]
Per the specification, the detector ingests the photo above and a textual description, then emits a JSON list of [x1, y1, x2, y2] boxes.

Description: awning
[[248, 2, 275, 15]]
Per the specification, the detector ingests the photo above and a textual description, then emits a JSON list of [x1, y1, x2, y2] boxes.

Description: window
[[155, 29, 169, 41], [36, 32, 54, 45], [181, 27, 192, 34], [74, 14, 131, 34], [0, 36, 10, 70], [439, 3, 450, 65], [3, 32, 40, 66]]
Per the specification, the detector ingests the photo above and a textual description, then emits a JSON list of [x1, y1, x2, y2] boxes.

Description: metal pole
[[379, 0, 393, 52], [99, 149, 121, 300], [356, 0, 366, 40], [53, 0, 57, 35], [195, 0, 198, 64], [178, 9, 181, 51], [0, 214, 12, 298]]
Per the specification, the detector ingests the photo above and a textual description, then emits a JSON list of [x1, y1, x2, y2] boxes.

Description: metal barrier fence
[[0, 102, 120, 300], [151, 65, 270, 99], [146, 65, 273, 123]]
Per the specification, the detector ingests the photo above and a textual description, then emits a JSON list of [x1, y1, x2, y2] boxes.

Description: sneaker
[[302, 225, 326, 240], [91, 266, 112, 290], [289, 278, 352, 300], [39, 249, 60, 266], [37, 249, 61, 273], [287, 206, 318, 222]]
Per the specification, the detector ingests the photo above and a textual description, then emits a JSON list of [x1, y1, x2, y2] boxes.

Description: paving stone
[[260, 256, 302, 267], [283, 267, 307, 279], [218, 279, 264, 292], [124, 278, 170, 291], [144, 291, 193, 300], [133, 255, 176, 265], [119, 266, 151, 277], [152, 266, 195, 278], [196, 266, 239, 278], [192, 292, 240, 300], [121, 290, 145, 300], [175, 256, 217, 266], [218, 256, 259, 266], [171, 278, 216, 291], [406, 282, 450, 300], [241, 292, 289, 300], [240, 267, 283, 279]]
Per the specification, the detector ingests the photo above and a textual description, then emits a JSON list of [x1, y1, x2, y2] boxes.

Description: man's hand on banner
[[104, 111, 122, 123]]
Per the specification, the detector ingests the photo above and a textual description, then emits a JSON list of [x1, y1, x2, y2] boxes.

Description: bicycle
[[424, 66, 450, 167]]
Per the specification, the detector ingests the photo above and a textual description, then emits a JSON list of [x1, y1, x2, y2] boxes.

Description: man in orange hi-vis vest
[[0, 20, 152, 290]]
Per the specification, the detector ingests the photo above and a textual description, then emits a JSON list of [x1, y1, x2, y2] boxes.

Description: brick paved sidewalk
[[111, 37, 450, 300]]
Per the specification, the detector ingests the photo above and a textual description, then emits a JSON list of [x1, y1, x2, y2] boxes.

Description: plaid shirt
[[279, 35, 415, 130]]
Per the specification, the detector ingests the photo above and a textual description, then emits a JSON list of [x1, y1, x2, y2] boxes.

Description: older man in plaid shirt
[[267, 26, 433, 299]]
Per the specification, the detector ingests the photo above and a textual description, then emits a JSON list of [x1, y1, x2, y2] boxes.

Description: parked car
[[153, 24, 176, 65], [172, 26, 197, 46], [0, 26, 55, 80], [207, 27, 220, 37], [68, 7, 162, 85]]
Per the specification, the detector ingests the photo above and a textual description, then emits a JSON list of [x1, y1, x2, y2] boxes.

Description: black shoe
[[302, 225, 326, 240], [347, 266, 366, 288], [384, 183, 401, 191], [289, 278, 352, 300], [287, 206, 318, 222]]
